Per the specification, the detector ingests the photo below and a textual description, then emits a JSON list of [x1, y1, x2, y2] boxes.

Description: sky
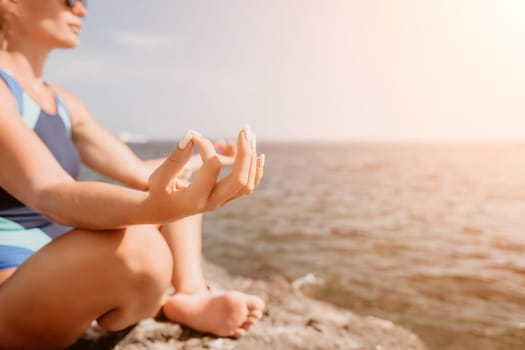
[[46, 0, 525, 142]]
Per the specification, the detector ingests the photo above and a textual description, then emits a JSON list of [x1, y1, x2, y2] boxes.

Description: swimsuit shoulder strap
[[54, 92, 72, 137], [0, 69, 24, 115], [0, 69, 70, 134]]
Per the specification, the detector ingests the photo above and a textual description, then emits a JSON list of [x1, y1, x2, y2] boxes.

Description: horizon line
[[124, 137, 525, 145]]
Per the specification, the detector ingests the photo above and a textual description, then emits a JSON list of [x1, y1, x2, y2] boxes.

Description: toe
[[233, 328, 247, 338], [240, 315, 260, 330], [246, 295, 265, 312], [247, 314, 260, 324], [248, 309, 263, 320]]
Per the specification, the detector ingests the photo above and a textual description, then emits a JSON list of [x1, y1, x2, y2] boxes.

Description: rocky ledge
[[70, 261, 427, 350]]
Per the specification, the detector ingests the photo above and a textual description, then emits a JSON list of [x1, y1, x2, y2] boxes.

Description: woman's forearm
[[34, 181, 177, 230], [30, 129, 259, 231]]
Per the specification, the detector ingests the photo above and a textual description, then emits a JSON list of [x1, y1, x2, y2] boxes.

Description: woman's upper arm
[[53, 86, 150, 189], [0, 83, 73, 211]]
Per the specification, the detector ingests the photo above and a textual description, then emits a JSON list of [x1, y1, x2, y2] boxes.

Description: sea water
[[80, 142, 525, 350]]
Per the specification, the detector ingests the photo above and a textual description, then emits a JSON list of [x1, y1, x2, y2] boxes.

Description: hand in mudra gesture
[[147, 128, 264, 222], [181, 138, 237, 180]]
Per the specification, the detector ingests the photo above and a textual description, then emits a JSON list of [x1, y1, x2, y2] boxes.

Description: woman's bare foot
[[161, 289, 265, 338]]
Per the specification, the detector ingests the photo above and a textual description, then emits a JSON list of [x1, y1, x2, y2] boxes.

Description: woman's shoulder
[[52, 85, 82, 109], [0, 71, 19, 113], [51, 85, 95, 130], [52, 85, 89, 117]]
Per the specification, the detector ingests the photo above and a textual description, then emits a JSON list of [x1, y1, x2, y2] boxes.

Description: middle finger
[[207, 128, 254, 207]]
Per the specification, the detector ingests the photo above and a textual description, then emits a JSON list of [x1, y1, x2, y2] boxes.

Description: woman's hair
[[0, 4, 8, 50], [0, 15, 5, 46], [0, 1, 10, 49], [0, 26, 4, 52], [0, 0, 13, 50], [0, 12, 5, 50]]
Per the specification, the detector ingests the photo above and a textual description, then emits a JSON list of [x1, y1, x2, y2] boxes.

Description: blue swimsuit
[[0, 69, 81, 271]]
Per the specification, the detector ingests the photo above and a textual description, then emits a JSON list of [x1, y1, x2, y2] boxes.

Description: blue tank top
[[0, 69, 81, 237]]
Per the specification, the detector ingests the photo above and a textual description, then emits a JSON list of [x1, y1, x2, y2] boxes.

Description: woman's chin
[[53, 35, 80, 49]]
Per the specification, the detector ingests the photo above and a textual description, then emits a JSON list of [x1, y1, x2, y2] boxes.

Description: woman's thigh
[[0, 224, 172, 349]]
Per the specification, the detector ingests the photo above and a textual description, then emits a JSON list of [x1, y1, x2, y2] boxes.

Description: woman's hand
[[181, 139, 237, 179], [146, 128, 263, 222]]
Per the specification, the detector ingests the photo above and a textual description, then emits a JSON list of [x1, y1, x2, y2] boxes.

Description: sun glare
[[468, 0, 525, 77], [475, 0, 525, 40], [502, 0, 525, 34]]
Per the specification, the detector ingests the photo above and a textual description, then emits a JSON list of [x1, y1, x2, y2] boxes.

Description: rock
[[69, 261, 427, 350]]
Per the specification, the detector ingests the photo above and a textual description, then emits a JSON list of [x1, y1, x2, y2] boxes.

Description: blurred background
[[69, 1, 525, 349]]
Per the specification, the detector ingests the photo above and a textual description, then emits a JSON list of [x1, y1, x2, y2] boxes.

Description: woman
[[0, 0, 266, 348]]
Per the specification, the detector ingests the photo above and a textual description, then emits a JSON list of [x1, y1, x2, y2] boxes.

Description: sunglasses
[[65, 0, 87, 9]]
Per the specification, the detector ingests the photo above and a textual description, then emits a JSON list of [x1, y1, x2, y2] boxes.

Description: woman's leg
[[159, 215, 265, 337], [159, 214, 207, 294], [0, 225, 173, 350]]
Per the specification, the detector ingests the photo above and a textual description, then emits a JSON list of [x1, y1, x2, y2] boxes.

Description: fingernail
[[188, 129, 202, 137], [260, 154, 265, 167], [178, 131, 193, 149], [251, 132, 257, 151], [244, 124, 252, 142]]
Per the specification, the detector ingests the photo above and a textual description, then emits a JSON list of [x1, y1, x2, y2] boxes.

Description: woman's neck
[[0, 37, 51, 85]]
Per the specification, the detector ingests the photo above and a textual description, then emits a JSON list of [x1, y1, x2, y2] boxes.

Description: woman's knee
[[110, 225, 173, 295], [95, 226, 173, 330], [0, 226, 172, 346]]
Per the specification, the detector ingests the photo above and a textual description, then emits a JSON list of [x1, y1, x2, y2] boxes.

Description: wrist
[[139, 190, 191, 224]]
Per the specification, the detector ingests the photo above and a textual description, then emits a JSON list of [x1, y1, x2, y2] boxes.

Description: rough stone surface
[[69, 261, 427, 350]]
